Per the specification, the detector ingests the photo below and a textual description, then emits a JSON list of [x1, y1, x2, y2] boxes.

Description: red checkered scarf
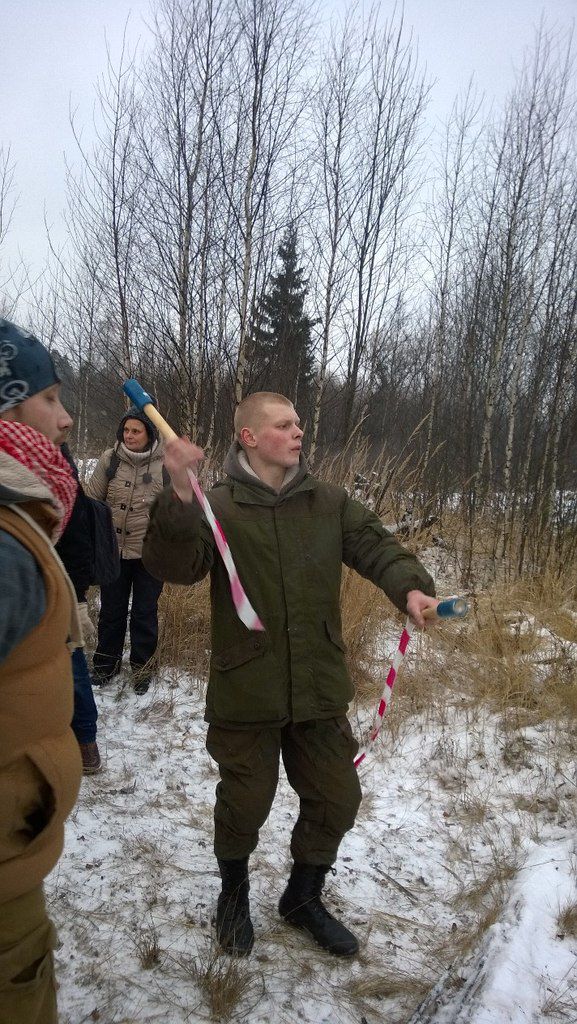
[[0, 420, 77, 539]]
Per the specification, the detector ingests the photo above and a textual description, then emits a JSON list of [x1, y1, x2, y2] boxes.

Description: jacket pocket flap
[[213, 636, 268, 671], [324, 619, 346, 651]]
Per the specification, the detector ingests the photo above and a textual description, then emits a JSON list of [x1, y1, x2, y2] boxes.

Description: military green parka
[[143, 445, 435, 725]]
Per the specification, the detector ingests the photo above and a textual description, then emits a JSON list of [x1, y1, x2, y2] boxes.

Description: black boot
[[279, 863, 359, 957], [131, 667, 151, 695], [215, 858, 254, 956], [92, 657, 121, 686]]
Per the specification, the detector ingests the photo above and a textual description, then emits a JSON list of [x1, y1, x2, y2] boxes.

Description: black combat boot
[[279, 863, 359, 957], [215, 858, 254, 956]]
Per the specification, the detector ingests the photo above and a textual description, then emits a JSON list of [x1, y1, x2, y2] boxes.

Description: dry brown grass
[[340, 568, 391, 696], [157, 578, 211, 683], [513, 793, 558, 815], [401, 571, 577, 730], [430, 906, 500, 967], [454, 860, 518, 914], [541, 976, 577, 1020], [454, 793, 492, 826], [133, 921, 162, 970], [438, 830, 520, 966], [557, 899, 577, 939], [347, 970, 429, 1000], [172, 945, 265, 1022]]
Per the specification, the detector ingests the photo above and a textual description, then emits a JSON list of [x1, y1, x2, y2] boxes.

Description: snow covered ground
[[48, 624, 577, 1024]]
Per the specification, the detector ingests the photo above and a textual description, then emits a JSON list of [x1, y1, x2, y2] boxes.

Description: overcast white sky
[[1, 0, 575, 294]]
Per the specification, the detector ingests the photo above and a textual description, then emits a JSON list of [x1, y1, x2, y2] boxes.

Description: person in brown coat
[[0, 318, 82, 1024], [86, 406, 165, 693]]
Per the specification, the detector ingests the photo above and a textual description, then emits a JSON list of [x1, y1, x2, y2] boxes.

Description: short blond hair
[[234, 391, 293, 439]]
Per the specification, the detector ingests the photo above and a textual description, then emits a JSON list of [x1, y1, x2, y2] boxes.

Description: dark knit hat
[[116, 404, 158, 446], [0, 319, 60, 413]]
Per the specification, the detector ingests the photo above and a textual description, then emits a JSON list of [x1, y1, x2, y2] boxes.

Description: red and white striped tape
[[186, 468, 264, 632], [121, 379, 263, 632], [354, 617, 415, 768]]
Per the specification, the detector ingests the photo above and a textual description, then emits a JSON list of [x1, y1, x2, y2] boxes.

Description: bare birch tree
[[423, 86, 480, 470], [0, 145, 25, 315], [67, 35, 141, 380], [340, 11, 428, 441], [133, 0, 235, 433], [211, 0, 312, 404], [307, 11, 366, 459]]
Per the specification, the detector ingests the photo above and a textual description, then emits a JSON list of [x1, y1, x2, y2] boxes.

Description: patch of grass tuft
[[174, 945, 264, 1022], [133, 921, 162, 970], [557, 899, 577, 939]]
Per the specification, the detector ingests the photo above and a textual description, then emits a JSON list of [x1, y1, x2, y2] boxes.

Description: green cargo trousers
[[0, 886, 58, 1024], [206, 717, 362, 865]]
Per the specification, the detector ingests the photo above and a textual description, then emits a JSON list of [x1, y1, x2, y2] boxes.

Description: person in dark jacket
[[143, 391, 438, 960], [0, 318, 82, 1024], [86, 407, 165, 693], [55, 445, 101, 775]]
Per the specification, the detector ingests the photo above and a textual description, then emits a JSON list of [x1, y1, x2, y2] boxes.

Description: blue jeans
[[71, 647, 98, 744]]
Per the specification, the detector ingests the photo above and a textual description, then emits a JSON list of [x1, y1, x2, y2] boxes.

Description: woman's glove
[[78, 601, 96, 643]]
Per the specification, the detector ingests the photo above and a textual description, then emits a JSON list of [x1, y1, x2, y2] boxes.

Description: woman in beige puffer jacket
[[86, 406, 166, 693]]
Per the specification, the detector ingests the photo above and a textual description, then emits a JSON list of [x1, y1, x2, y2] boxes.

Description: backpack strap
[[105, 449, 121, 489]]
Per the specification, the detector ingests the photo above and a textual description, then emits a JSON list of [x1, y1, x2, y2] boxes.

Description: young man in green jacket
[[143, 391, 437, 958]]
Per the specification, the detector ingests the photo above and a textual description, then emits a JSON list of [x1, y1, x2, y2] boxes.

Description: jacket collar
[[222, 441, 315, 506], [117, 439, 163, 465], [0, 451, 54, 507]]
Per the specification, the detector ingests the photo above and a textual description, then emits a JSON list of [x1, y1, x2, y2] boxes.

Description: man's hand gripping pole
[[123, 379, 264, 632]]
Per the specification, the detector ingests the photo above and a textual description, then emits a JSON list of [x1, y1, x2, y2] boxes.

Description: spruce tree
[[249, 225, 316, 420]]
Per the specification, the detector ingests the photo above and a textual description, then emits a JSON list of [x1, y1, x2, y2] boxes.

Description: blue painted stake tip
[[123, 378, 153, 411], [436, 597, 469, 618]]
